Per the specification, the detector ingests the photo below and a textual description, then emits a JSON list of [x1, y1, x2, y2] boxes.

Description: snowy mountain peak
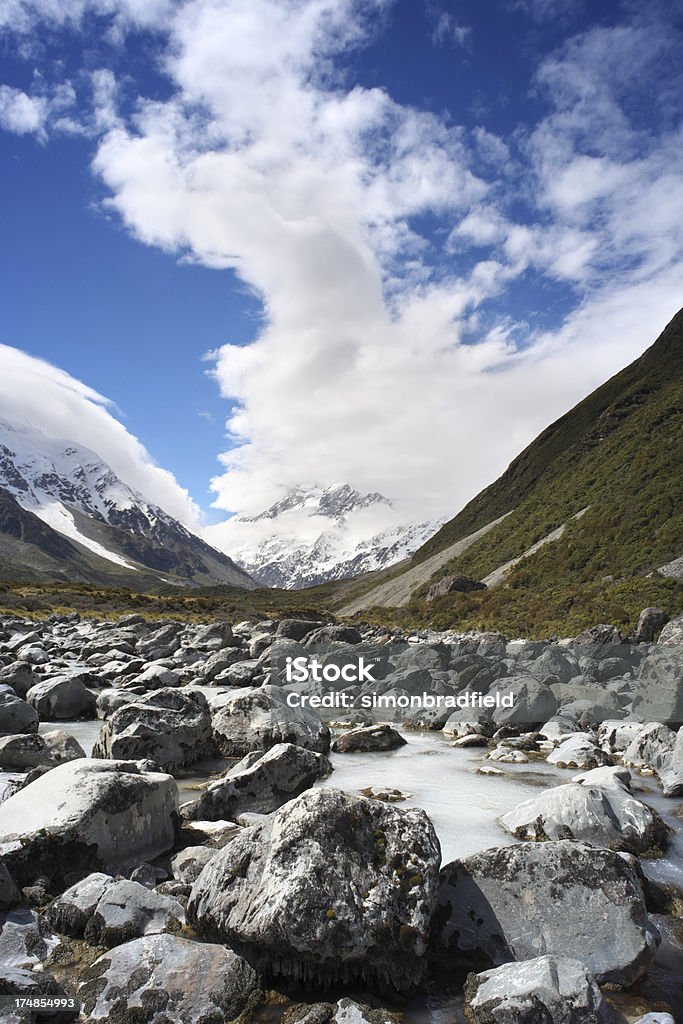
[[205, 480, 443, 589], [241, 482, 391, 524], [0, 418, 254, 588]]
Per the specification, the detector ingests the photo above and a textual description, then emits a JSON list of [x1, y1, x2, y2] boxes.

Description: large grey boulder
[[547, 733, 611, 769], [0, 662, 35, 699], [192, 620, 238, 651], [0, 693, 38, 735], [25, 677, 96, 720], [622, 722, 676, 772], [657, 613, 683, 645], [463, 955, 611, 1024], [0, 733, 53, 769], [332, 724, 406, 753], [188, 787, 441, 994], [488, 675, 557, 727], [84, 878, 185, 948], [0, 731, 85, 770], [46, 872, 114, 937], [0, 758, 177, 886], [92, 688, 213, 771], [201, 647, 245, 681], [0, 907, 60, 969], [185, 742, 332, 821], [211, 684, 331, 756], [632, 649, 683, 723], [170, 846, 217, 885], [78, 933, 262, 1022], [635, 607, 669, 643], [433, 841, 659, 985], [276, 619, 321, 641], [500, 766, 669, 854], [659, 727, 683, 796], [598, 719, 644, 753]]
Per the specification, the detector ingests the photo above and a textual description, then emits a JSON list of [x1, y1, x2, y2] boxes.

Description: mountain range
[[210, 483, 443, 588], [0, 420, 255, 590]]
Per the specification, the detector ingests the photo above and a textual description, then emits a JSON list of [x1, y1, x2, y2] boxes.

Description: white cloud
[[0, 86, 49, 139], [0, 0, 174, 34], [427, 4, 471, 48], [511, 0, 584, 25], [0, 344, 201, 527]]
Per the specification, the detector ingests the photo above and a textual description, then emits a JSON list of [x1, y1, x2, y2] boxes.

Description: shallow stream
[[37, 719, 683, 1023]]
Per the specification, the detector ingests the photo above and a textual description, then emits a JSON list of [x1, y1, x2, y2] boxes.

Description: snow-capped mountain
[[206, 483, 444, 589], [0, 419, 255, 589]]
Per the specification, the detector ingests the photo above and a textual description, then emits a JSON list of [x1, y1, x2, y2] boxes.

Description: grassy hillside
[[345, 308, 683, 636]]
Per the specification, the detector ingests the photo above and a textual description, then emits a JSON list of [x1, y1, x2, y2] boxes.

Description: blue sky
[[0, 0, 682, 541]]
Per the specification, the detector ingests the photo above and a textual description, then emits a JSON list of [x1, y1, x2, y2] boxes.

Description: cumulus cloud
[[0, 344, 201, 527], [0, 0, 681, 543], [0, 86, 48, 139]]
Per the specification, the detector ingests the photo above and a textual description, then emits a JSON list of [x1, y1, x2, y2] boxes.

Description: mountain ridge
[[0, 419, 256, 590]]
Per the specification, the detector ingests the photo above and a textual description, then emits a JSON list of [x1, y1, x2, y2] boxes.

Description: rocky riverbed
[[0, 609, 682, 1023]]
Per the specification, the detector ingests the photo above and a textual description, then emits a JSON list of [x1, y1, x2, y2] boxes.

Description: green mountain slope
[[342, 308, 683, 636]]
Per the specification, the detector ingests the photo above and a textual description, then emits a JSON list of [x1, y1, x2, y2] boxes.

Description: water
[[318, 731, 569, 862]]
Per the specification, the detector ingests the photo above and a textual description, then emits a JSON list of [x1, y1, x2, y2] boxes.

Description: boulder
[[659, 727, 683, 797], [131, 664, 180, 689], [488, 675, 557, 727], [632, 649, 683, 723], [527, 648, 579, 684], [635, 608, 669, 643], [188, 787, 441, 994], [0, 907, 60, 968], [211, 684, 331, 756], [185, 742, 332, 821], [0, 693, 38, 735], [41, 729, 86, 764], [201, 647, 245, 681], [0, 662, 35, 699], [463, 955, 611, 1024], [657, 613, 683, 645], [277, 619, 322, 641], [332, 724, 407, 753], [0, 758, 177, 887], [192, 620, 237, 651], [547, 733, 611, 769], [170, 847, 217, 885], [598, 719, 644, 753], [78, 933, 262, 1023], [84, 878, 185, 948], [25, 677, 96, 721], [92, 688, 213, 771], [574, 625, 623, 645], [46, 872, 114, 937], [500, 766, 669, 854], [0, 733, 53, 770], [432, 840, 659, 986], [426, 576, 486, 602], [622, 722, 676, 772], [303, 625, 363, 646]]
